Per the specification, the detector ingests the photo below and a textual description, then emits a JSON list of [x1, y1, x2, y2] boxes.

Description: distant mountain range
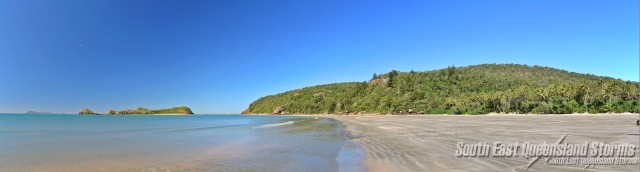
[[24, 111, 63, 114]]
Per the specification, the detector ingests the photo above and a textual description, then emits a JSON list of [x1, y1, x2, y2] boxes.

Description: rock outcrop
[[369, 78, 388, 85], [273, 106, 284, 114], [79, 109, 95, 115]]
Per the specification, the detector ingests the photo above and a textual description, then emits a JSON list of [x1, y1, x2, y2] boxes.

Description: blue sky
[[0, 0, 637, 114]]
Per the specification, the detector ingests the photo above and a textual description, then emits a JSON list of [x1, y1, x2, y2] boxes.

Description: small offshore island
[[78, 106, 193, 115]]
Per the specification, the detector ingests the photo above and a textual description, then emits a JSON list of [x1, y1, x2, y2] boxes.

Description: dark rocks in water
[[79, 109, 95, 115], [107, 109, 118, 115]]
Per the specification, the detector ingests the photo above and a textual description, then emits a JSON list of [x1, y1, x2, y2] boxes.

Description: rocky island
[[79, 106, 194, 115]]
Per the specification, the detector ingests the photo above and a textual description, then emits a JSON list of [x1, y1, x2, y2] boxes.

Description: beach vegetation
[[245, 64, 640, 115]]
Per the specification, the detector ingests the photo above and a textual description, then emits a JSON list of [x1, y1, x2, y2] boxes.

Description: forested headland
[[244, 64, 639, 115]]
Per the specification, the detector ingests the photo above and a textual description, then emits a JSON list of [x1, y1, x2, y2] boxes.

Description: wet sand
[[329, 114, 640, 172]]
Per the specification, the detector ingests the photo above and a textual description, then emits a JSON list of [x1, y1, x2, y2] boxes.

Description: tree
[[372, 73, 378, 80], [387, 70, 399, 87], [447, 65, 457, 80], [578, 80, 590, 109], [388, 70, 399, 78]]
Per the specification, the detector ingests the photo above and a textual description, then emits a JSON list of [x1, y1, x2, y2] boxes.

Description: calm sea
[[0, 114, 364, 172]]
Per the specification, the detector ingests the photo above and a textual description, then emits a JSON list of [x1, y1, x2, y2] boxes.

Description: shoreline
[[336, 140, 368, 172], [322, 114, 639, 171], [271, 112, 640, 117]]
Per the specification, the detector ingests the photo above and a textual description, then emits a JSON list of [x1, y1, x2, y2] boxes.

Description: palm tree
[[537, 88, 548, 102], [600, 82, 614, 105], [579, 80, 590, 109]]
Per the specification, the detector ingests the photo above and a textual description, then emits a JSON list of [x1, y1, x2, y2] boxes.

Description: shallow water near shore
[[0, 114, 363, 172]]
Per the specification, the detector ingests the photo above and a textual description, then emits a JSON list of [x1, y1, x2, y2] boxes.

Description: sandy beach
[[329, 114, 640, 172]]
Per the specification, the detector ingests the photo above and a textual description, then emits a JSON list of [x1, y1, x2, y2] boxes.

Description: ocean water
[[0, 114, 362, 172]]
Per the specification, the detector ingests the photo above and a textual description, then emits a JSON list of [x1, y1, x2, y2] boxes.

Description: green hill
[[244, 64, 639, 115], [118, 106, 194, 115], [79, 106, 194, 115]]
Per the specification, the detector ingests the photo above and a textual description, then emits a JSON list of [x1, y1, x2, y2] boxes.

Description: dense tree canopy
[[245, 64, 639, 115]]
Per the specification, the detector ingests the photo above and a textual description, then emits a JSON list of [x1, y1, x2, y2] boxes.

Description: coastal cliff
[[79, 106, 194, 115]]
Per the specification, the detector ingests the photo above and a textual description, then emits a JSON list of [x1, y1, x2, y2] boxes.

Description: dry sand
[[328, 114, 640, 172]]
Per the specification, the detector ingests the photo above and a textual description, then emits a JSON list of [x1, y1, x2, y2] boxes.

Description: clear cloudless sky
[[0, 0, 637, 114]]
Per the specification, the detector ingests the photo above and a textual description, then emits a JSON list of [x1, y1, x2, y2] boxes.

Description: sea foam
[[252, 121, 294, 129]]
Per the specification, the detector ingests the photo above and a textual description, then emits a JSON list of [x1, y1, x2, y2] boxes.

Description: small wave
[[252, 121, 294, 129], [163, 124, 250, 133]]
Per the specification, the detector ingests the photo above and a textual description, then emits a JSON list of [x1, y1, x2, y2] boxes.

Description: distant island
[[243, 64, 639, 115], [25, 110, 63, 114], [79, 106, 194, 115]]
